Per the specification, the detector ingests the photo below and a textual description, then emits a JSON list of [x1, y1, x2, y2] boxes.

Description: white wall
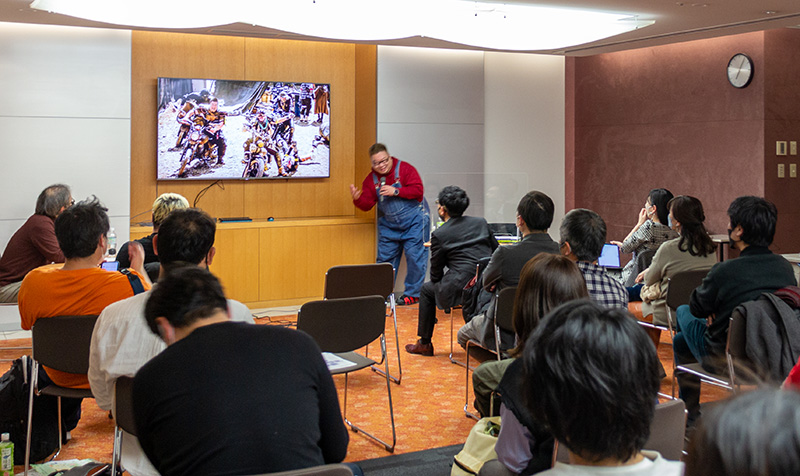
[[377, 46, 565, 232], [484, 52, 566, 238], [0, 22, 131, 251]]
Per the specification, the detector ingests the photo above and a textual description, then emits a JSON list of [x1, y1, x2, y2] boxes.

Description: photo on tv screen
[[157, 78, 330, 180]]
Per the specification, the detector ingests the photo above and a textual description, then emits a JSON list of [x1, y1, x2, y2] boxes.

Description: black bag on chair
[[0, 356, 61, 464]]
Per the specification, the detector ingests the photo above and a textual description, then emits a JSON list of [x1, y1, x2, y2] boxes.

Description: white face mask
[[668, 215, 674, 229]]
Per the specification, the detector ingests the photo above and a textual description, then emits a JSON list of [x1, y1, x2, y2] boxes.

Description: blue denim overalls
[[373, 160, 430, 298]]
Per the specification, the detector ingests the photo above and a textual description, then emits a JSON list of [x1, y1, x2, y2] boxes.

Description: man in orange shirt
[[19, 196, 151, 390]]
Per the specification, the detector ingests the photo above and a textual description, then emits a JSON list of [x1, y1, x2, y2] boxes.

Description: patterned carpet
[[1, 305, 727, 473]]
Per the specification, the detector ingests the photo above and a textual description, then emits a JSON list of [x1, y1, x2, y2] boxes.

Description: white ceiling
[[2, 0, 800, 55]]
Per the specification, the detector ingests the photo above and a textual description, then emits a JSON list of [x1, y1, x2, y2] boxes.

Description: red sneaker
[[405, 340, 434, 356], [397, 295, 419, 306]]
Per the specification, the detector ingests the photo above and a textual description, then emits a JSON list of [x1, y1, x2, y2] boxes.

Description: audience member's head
[[727, 196, 778, 248], [517, 191, 554, 232], [35, 184, 72, 220], [151, 193, 190, 230], [558, 209, 606, 262], [144, 266, 229, 341], [510, 253, 587, 357], [668, 195, 716, 257], [154, 208, 216, 273], [646, 188, 674, 225], [523, 300, 660, 464], [54, 196, 109, 260], [685, 388, 800, 476], [438, 186, 470, 218]]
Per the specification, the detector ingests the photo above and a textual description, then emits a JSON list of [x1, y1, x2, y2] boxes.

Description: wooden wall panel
[[209, 228, 261, 303]]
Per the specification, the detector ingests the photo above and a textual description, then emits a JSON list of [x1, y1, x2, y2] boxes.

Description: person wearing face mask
[[673, 196, 796, 427], [611, 188, 679, 288], [350, 143, 429, 306], [637, 196, 717, 327]]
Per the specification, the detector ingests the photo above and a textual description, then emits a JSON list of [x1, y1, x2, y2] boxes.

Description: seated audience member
[[457, 191, 559, 350], [477, 255, 588, 475], [0, 184, 72, 302], [89, 208, 254, 476], [406, 186, 498, 356], [471, 253, 587, 418], [611, 188, 678, 288], [18, 197, 151, 431], [558, 209, 627, 309], [133, 267, 349, 476], [116, 193, 189, 282], [685, 388, 800, 476], [498, 300, 682, 476], [639, 196, 717, 326], [674, 196, 795, 425]]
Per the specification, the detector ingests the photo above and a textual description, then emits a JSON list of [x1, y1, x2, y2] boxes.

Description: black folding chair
[[464, 286, 517, 420], [25, 315, 98, 475], [297, 295, 396, 452], [664, 269, 709, 397], [324, 263, 402, 384], [111, 376, 137, 476]]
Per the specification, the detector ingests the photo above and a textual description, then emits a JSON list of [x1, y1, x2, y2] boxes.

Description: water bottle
[[107, 227, 117, 261], [0, 432, 13, 476]]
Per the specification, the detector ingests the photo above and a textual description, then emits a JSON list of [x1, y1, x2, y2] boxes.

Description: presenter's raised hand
[[349, 184, 362, 200]]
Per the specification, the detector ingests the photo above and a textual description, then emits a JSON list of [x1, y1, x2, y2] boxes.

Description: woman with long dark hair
[[640, 195, 717, 326], [612, 188, 679, 287]]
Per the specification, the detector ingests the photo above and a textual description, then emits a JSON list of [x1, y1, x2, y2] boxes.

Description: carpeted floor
[[1, 305, 727, 474]]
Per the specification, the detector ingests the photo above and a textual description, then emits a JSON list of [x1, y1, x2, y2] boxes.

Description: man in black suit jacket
[[457, 191, 560, 351], [405, 186, 498, 356]]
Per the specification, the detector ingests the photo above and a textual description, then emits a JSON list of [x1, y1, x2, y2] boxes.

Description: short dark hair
[[559, 209, 606, 262], [522, 300, 660, 463], [510, 253, 588, 357], [156, 209, 216, 268], [369, 143, 388, 156], [517, 191, 554, 231], [727, 196, 778, 247], [686, 388, 800, 476], [144, 266, 229, 336], [35, 184, 71, 219], [54, 196, 109, 259], [438, 186, 470, 217], [647, 188, 674, 225], [668, 195, 716, 257]]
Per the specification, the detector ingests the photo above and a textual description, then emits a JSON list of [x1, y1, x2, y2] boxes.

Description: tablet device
[[598, 243, 621, 269], [101, 261, 119, 272]]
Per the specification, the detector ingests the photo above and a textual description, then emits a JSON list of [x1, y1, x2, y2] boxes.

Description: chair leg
[[449, 309, 467, 368], [111, 425, 122, 476], [463, 341, 480, 420], [49, 396, 63, 461], [344, 335, 396, 452], [24, 359, 38, 476], [371, 297, 402, 385]]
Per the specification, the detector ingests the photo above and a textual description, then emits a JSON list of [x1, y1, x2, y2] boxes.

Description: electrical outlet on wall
[[778, 164, 785, 178], [791, 141, 798, 156], [791, 163, 797, 178]]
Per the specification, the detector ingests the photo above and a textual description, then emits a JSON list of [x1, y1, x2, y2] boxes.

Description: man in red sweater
[[0, 184, 72, 302], [350, 143, 429, 305]]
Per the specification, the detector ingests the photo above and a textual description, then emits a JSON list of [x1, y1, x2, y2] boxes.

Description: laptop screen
[[598, 243, 621, 268]]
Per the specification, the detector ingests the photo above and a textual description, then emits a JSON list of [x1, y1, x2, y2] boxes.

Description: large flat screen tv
[[157, 77, 330, 180]]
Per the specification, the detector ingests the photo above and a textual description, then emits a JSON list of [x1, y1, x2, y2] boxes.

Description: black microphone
[[379, 177, 386, 202]]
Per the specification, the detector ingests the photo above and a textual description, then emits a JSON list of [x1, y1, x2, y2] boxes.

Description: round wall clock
[[727, 53, 753, 88]]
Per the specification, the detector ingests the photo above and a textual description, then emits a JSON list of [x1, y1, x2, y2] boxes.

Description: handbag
[[451, 416, 501, 475], [640, 282, 662, 304]]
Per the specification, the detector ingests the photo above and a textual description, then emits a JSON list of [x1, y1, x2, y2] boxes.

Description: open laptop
[[598, 243, 622, 269]]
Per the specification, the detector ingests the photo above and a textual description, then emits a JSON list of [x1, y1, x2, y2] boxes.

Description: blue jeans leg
[[399, 214, 428, 298], [673, 304, 707, 420]]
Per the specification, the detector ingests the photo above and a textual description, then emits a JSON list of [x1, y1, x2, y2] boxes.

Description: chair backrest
[[248, 463, 354, 476], [554, 399, 686, 464], [324, 263, 394, 300], [636, 249, 657, 272], [297, 296, 386, 353], [727, 308, 747, 361], [665, 269, 709, 311], [114, 376, 137, 436], [494, 286, 518, 334], [32, 315, 99, 374]]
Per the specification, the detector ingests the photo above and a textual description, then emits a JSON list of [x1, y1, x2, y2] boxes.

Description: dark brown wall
[[568, 31, 771, 246], [764, 29, 800, 253]]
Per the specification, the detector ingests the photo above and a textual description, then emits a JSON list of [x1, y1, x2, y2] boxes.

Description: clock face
[[727, 53, 753, 88]]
